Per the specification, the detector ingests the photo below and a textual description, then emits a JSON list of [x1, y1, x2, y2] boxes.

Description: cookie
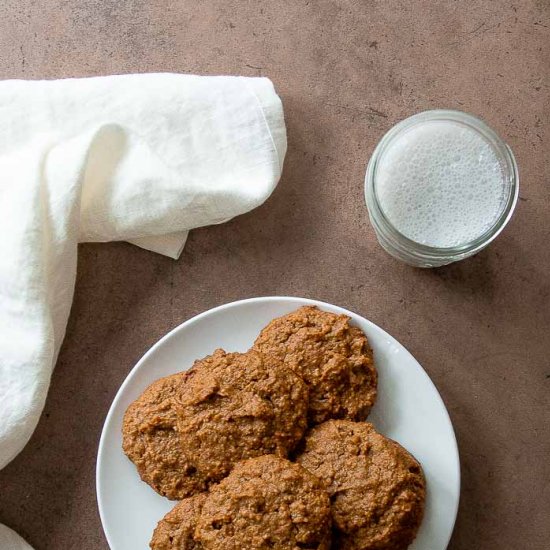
[[196, 455, 331, 549], [122, 372, 196, 499], [254, 306, 377, 424], [296, 420, 425, 550], [173, 349, 309, 497], [150, 494, 206, 549]]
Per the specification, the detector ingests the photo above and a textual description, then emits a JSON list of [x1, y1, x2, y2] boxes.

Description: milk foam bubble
[[376, 121, 507, 248]]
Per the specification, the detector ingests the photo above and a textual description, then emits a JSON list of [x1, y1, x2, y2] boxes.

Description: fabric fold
[[0, 73, 286, 475]]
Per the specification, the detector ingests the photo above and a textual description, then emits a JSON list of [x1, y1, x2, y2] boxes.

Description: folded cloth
[[0, 525, 33, 550], [0, 73, 286, 549]]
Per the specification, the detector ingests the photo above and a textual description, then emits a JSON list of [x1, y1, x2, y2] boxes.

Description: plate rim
[[96, 295, 461, 549]]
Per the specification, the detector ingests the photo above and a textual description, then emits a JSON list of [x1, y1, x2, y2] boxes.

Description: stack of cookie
[[123, 306, 426, 549]]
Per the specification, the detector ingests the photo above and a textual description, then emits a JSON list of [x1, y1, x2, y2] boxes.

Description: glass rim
[[365, 109, 519, 258]]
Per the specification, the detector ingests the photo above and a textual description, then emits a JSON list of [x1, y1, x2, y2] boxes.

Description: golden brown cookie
[[150, 494, 206, 549], [296, 420, 425, 550], [254, 306, 377, 424], [195, 455, 331, 550], [173, 349, 309, 497], [122, 372, 196, 500]]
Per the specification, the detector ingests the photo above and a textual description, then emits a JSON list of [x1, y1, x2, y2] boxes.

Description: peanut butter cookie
[[150, 494, 206, 549], [254, 306, 377, 424], [174, 349, 309, 497], [196, 455, 331, 549], [122, 372, 196, 499], [296, 420, 425, 550]]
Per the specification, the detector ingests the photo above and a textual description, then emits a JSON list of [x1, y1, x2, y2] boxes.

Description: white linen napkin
[[0, 525, 33, 550], [0, 73, 286, 549]]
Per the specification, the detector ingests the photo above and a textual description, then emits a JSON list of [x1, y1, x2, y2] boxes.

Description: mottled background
[[0, 1, 549, 549]]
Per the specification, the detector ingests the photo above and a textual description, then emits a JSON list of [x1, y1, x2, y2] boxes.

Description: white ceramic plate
[[97, 296, 460, 549]]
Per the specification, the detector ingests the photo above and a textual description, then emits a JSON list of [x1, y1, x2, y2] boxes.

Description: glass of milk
[[365, 110, 518, 267]]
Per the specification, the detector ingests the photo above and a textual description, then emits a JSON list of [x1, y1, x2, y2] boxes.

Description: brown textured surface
[[123, 349, 308, 500], [254, 306, 377, 424], [0, 1, 548, 549], [122, 372, 194, 500], [196, 455, 331, 550], [150, 494, 206, 550], [174, 349, 308, 496], [297, 420, 425, 550]]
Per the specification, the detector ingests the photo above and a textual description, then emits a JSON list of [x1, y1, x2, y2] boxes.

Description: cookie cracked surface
[[296, 420, 426, 550], [124, 349, 308, 499], [254, 306, 377, 424], [122, 372, 196, 499], [150, 494, 206, 549], [173, 349, 309, 496], [195, 455, 332, 550]]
